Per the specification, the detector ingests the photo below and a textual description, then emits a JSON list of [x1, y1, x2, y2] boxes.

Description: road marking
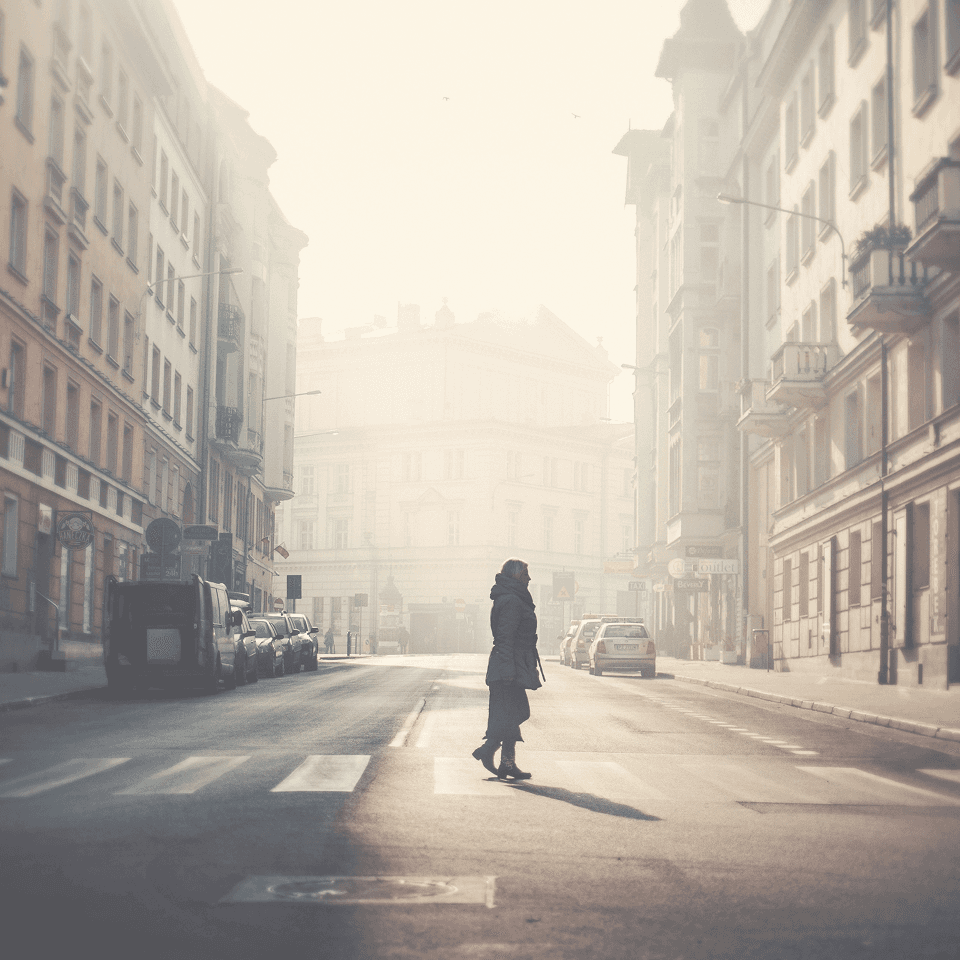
[[116, 756, 250, 795], [271, 755, 370, 792], [790, 750, 819, 756], [797, 766, 960, 805], [389, 698, 426, 748], [434, 758, 508, 796], [919, 769, 960, 785], [0, 758, 130, 798]]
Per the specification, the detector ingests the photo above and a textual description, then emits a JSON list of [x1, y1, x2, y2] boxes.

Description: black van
[[103, 575, 243, 693]]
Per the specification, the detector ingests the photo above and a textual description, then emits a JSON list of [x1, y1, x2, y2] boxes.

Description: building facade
[[277, 305, 635, 651], [0, 0, 305, 668], [621, 0, 960, 687]]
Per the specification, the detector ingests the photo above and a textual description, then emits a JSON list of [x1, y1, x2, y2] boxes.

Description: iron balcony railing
[[215, 405, 242, 443]]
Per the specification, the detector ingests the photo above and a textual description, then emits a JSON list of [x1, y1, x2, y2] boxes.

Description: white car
[[588, 621, 656, 677]]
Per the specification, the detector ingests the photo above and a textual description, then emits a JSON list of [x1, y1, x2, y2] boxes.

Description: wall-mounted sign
[[56, 511, 95, 549], [675, 577, 710, 592], [183, 524, 219, 541]]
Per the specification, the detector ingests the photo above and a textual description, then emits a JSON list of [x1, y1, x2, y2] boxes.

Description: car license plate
[[615, 644, 638, 652]]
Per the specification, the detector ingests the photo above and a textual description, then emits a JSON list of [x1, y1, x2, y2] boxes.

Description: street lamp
[[136, 266, 244, 339], [717, 193, 847, 287]]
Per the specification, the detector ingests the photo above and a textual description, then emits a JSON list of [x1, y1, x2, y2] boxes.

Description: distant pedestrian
[[472, 558, 544, 780], [398, 627, 409, 655], [324, 627, 334, 654]]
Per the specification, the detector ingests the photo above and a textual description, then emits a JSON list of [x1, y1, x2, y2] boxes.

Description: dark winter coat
[[485, 574, 542, 690]]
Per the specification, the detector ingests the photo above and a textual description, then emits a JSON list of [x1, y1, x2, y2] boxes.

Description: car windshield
[[290, 617, 306, 631], [582, 622, 602, 639], [249, 620, 275, 638]]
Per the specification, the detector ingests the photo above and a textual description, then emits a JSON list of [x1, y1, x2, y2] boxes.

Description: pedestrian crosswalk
[[1, 752, 959, 807]]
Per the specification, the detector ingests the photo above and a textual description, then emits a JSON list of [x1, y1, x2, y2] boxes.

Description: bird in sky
[[572, 113, 581, 119], [443, 96, 450, 101]]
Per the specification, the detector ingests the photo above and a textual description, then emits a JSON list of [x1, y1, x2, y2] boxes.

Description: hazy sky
[[170, 0, 766, 421]]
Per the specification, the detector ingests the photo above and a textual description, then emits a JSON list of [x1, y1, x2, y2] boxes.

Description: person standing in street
[[472, 557, 544, 780], [324, 627, 334, 654]]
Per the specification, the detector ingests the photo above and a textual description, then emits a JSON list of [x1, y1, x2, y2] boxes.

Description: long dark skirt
[[483, 681, 531, 743]]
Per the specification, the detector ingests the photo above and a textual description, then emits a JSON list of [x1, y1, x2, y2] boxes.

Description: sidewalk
[[658, 656, 960, 743], [0, 647, 369, 712]]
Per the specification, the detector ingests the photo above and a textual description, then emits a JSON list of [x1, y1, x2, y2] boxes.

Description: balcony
[[737, 380, 789, 438], [232, 429, 263, 476], [215, 405, 242, 444], [907, 158, 960, 273], [767, 341, 839, 408], [217, 302, 244, 353], [847, 247, 931, 335]]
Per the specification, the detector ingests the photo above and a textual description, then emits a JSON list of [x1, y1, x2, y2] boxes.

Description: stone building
[[0, 0, 305, 667], [276, 304, 634, 652]]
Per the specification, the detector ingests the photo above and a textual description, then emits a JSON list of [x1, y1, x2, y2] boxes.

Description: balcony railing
[[217, 302, 243, 352], [215, 405, 242, 443], [737, 380, 788, 438], [907, 158, 960, 272], [847, 247, 931, 335], [768, 341, 838, 408]]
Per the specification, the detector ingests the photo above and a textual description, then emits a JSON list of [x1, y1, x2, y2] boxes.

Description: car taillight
[[647, 641, 656, 655], [596, 640, 606, 654]]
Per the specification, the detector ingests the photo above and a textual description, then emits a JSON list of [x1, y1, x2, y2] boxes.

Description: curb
[[669, 673, 960, 743], [0, 685, 105, 713]]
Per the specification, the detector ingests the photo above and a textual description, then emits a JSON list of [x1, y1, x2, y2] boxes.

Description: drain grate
[[220, 875, 496, 907]]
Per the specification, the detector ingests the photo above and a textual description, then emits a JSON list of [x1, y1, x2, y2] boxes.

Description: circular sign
[[667, 557, 687, 578], [56, 513, 95, 550], [146, 517, 182, 553]]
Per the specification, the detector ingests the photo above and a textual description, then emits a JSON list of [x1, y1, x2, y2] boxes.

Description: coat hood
[[490, 573, 535, 609]]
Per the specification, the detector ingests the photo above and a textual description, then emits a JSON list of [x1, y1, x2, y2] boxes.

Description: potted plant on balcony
[[851, 224, 913, 297]]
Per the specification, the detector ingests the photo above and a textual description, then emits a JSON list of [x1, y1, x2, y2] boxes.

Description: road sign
[[675, 577, 710, 592], [145, 517, 182, 553], [628, 580, 642, 591], [183, 524, 219, 541], [140, 553, 182, 581], [354, 593, 368, 608], [287, 574, 302, 599], [553, 572, 575, 601], [653, 583, 665, 593]]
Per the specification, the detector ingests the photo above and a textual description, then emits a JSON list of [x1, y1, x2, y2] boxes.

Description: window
[[818, 153, 836, 233], [871, 76, 888, 165], [49, 94, 66, 166], [801, 182, 817, 261], [698, 119, 720, 176], [107, 296, 120, 360], [151, 346, 160, 402], [801, 301, 818, 342], [820, 279, 837, 343], [66, 252, 81, 320], [123, 312, 134, 374], [78, 4, 93, 63], [117, 69, 128, 132], [767, 257, 780, 327], [507, 510, 519, 549], [912, 5, 939, 112], [42, 364, 57, 436], [89, 399, 102, 466], [173, 372, 182, 424], [782, 558, 793, 621], [65, 382, 79, 451], [193, 213, 201, 262], [42, 229, 60, 327], [89, 276, 103, 344], [163, 359, 172, 414], [72, 126, 87, 198], [698, 328, 720, 391], [913, 502, 931, 589], [818, 27, 836, 113], [186, 386, 194, 438], [337, 464, 350, 494], [948, 0, 960, 72], [845, 389, 862, 469], [106, 412, 118, 475], [154, 247, 165, 305], [800, 66, 815, 143], [871, 520, 884, 599], [849, 102, 868, 195], [786, 207, 800, 279], [943, 313, 960, 410], [2, 496, 19, 577], [127, 203, 138, 266], [189, 297, 198, 347], [111, 180, 123, 246], [299, 520, 316, 550], [94, 157, 107, 226], [208, 458, 219, 521], [166, 264, 175, 315], [799, 551, 810, 619], [541, 514, 553, 551], [99, 41, 112, 103], [574, 518, 585, 554], [814, 415, 830, 487], [9, 190, 27, 277], [180, 192, 189, 236], [170, 172, 179, 227], [669, 436, 681, 517], [331, 517, 349, 550], [8, 340, 25, 418], [132, 96, 143, 154], [444, 449, 464, 480], [849, 531, 862, 605], [764, 156, 780, 225], [177, 280, 185, 328], [448, 511, 460, 546], [159, 151, 168, 210], [849, 0, 868, 63], [908, 335, 931, 429], [16, 47, 35, 135], [784, 94, 799, 168], [122, 423, 133, 483]]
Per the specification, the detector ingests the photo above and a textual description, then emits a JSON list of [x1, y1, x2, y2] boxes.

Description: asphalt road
[[1, 654, 959, 960]]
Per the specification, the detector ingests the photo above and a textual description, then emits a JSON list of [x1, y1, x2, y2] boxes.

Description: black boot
[[472, 740, 500, 775], [496, 741, 531, 780]]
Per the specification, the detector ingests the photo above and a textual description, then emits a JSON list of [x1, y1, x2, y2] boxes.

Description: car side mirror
[[310, 627, 319, 634], [242, 630, 256, 639]]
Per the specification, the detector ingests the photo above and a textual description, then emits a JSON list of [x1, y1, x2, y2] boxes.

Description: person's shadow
[[497, 781, 661, 821]]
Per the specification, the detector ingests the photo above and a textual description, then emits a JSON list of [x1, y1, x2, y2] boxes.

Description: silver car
[[588, 621, 656, 677]]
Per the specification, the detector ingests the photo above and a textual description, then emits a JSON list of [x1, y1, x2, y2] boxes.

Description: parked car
[[260, 613, 304, 674], [286, 613, 320, 670], [247, 617, 286, 678], [588, 620, 656, 677], [558, 621, 580, 665], [568, 617, 610, 670], [230, 609, 260, 686]]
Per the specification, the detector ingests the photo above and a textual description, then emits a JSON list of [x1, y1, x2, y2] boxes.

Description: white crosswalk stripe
[[117, 756, 250, 795], [920, 769, 960, 785], [554, 760, 671, 801], [798, 766, 960, 805], [0, 758, 130, 798], [271, 755, 370, 792]]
